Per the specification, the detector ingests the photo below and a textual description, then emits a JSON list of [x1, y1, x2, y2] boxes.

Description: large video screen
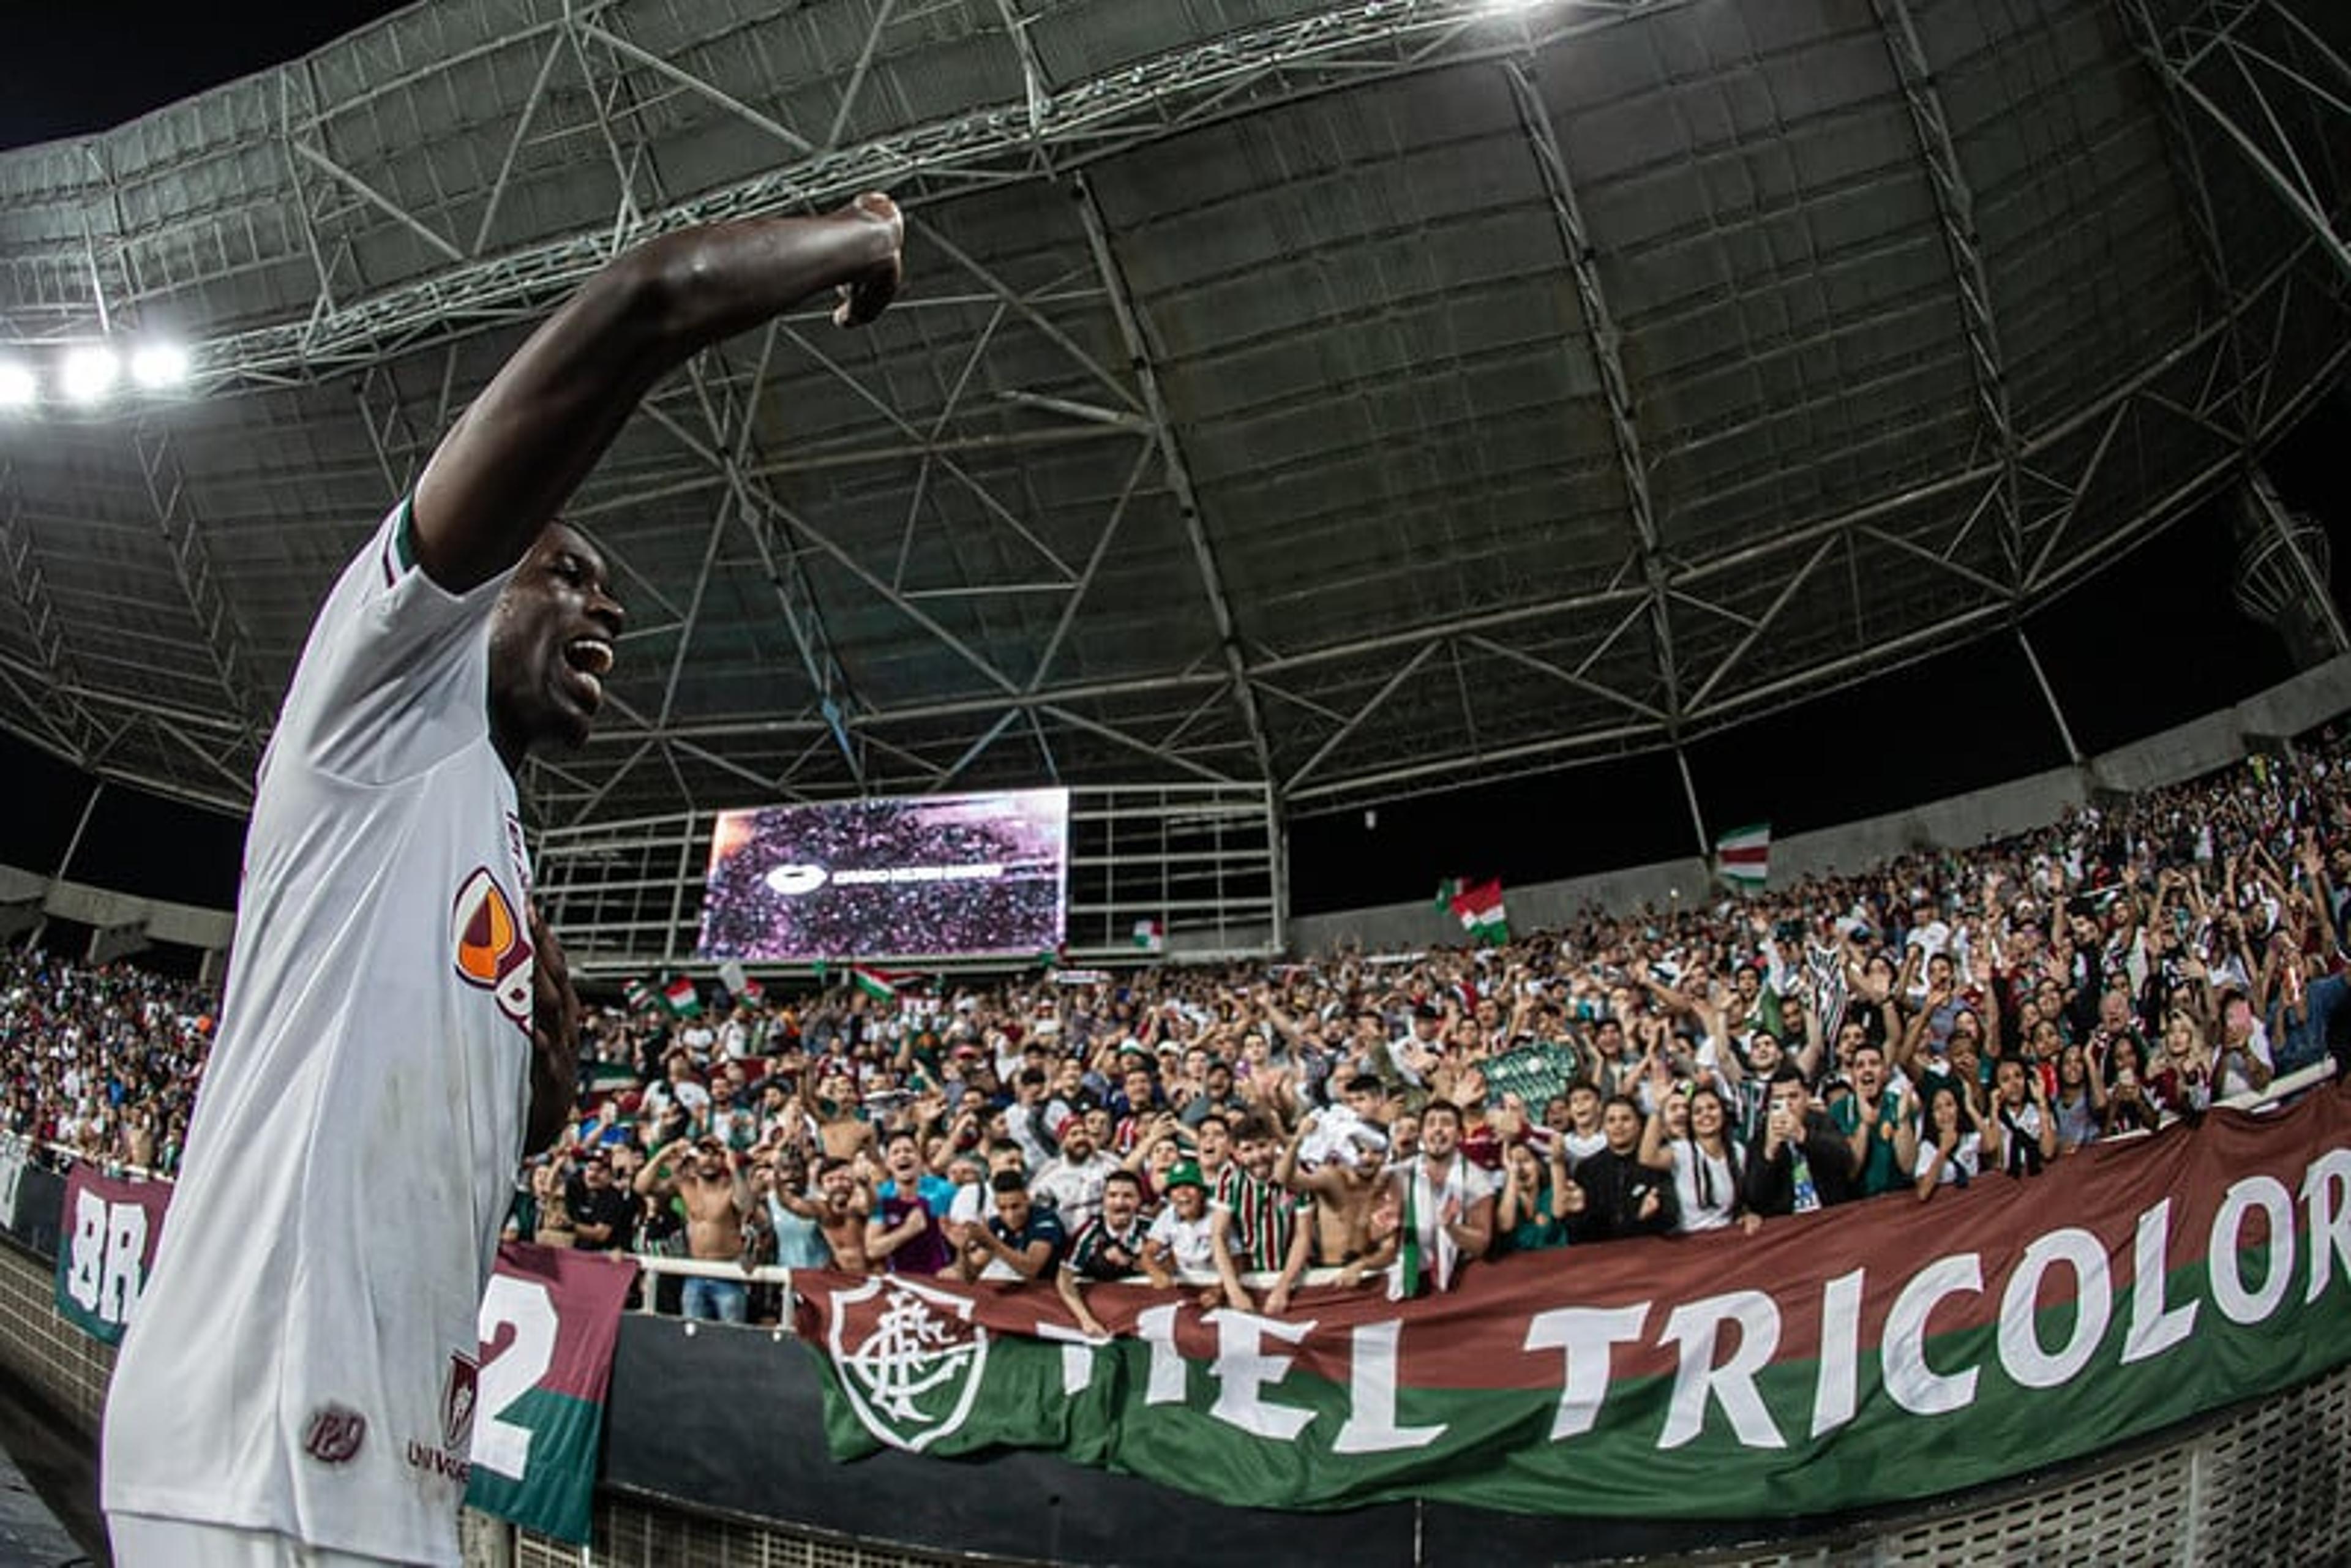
[[697, 789, 1070, 962]]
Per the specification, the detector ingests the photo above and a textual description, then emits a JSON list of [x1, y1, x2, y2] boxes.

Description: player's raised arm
[[410, 193, 904, 591]]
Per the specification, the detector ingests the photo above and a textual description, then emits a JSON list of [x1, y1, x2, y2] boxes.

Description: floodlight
[[0, 362, 34, 410], [130, 342, 190, 390], [60, 345, 120, 404]]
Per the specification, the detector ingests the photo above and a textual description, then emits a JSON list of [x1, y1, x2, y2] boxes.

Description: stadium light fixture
[[60, 345, 120, 405], [0, 362, 34, 410], [130, 341, 190, 391]]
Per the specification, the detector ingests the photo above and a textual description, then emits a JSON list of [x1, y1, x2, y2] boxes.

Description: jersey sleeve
[[272, 500, 519, 786]]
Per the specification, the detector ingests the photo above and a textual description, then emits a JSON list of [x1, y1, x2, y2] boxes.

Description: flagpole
[[1674, 745, 1710, 860], [2016, 626, 2083, 765]]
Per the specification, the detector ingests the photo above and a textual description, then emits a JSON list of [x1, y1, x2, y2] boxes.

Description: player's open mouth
[[562, 637, 615, 703]]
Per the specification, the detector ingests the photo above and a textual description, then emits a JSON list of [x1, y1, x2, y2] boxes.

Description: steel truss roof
[[0, 0, 2345, 827]]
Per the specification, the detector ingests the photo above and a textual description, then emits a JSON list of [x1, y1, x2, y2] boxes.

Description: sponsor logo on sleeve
[[452, 867, 533, 1030]]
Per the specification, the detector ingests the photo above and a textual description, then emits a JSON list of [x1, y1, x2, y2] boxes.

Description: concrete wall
[[0, 863, 235, 955], [1290, 654, 2351, 955]]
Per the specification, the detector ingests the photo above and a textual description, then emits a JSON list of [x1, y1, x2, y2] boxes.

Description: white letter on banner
[[472, 1275, 557, 1482], [1207, 1311, 1317, 1441], [66, 1189, 107, 1312], [2301, 1150, 2351, 1305], [1882, 1254, 1981, 1416], [100, 1200, 148, 1326], [1033, 1322, 1098, 1395], [1134, 1304, 1188, 1405], [1333, 1321, 1447, 1454], [2211, 1176, 2296, 1326], [1657, 1290, 1785, 1450], [1812, 1267, 1867, 1438], [1524, 1303, 1650, 1441], [1997, 1229, 2111, 1389], [2123, 1199, 2197, 1365]]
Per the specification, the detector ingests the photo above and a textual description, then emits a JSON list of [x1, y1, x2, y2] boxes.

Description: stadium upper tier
[[0, 0, 2344, 823]]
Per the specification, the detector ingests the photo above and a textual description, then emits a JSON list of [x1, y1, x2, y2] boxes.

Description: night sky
[[3, 9, 2347, 927]]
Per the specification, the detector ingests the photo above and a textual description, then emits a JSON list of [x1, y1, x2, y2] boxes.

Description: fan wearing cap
[[1142, 1160, 1250, 1312], [565, 1146, 636, 1254]]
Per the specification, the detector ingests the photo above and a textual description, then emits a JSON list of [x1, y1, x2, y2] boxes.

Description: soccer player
[[101, 195, 906, 1567]]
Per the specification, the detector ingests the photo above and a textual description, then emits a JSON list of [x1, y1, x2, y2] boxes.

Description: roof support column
[[2015, 626, 2082, 766]]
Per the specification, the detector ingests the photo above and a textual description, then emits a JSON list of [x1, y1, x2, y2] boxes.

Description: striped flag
[[1716, 823, 1771, 888], [622, 978, 656, 1013], [1392, 1175, 1422, 1302], [717, 959, 764, 1007], [662, 977, 701, 1018], [852, 965, 907, 1003], [1433, 878, 1463, 912], [1445, 879, 1509, 946], [1133, 918, 1164, 954]]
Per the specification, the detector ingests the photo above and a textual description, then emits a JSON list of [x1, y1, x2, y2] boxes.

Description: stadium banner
[[800, 1087, 2351, 1517], [51, 1166, 170, 1345], [464, 1242, 639, 1545]]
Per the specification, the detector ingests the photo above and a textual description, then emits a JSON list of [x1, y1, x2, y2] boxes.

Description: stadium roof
[[0, 0, 2345, 828]]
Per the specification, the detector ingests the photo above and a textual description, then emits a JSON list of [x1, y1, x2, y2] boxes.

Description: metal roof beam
[[2127, 0, 2351, 288], [0, 462, 100, 761], [1872, 0, 2026, 592], [1504, 58, 1681, 732], [1071, 171, 1276, 798], [1283, 641, 1442, 794], [17, 0, 1697, 389], [132, 419, 271, 746]]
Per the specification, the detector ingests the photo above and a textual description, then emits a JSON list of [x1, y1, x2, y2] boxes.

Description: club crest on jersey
[[452, 867, 533, 1027], [442, 1349, 479, 1454]]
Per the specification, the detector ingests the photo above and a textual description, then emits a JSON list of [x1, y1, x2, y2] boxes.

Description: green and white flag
[[852, 965, 907, 1002], [1446, 879, 1509, 946], [1133, 918, 1164, 954], [1716, 823, 1771, 888], [622, 977, 656, 1013], [662, 977, 702, 1017]]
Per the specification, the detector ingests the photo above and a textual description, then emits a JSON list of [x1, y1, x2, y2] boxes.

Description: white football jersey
[[105, 503, 533, 1566]]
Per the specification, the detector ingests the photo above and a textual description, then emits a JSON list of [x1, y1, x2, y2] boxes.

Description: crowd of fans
[[9, 729, 2351, 1329], [0, 950, 209, 1174]]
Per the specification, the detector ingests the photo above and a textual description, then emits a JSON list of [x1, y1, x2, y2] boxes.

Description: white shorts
[[108, 1513, 429, 1568]]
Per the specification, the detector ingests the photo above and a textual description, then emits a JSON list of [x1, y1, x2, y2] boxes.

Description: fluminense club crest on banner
[[825, 1276, 989, 1452]]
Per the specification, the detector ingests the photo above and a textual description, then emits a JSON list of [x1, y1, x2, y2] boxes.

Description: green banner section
[[465, 1386, 604, 1540], [801, 1087, 2351, 1517]]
